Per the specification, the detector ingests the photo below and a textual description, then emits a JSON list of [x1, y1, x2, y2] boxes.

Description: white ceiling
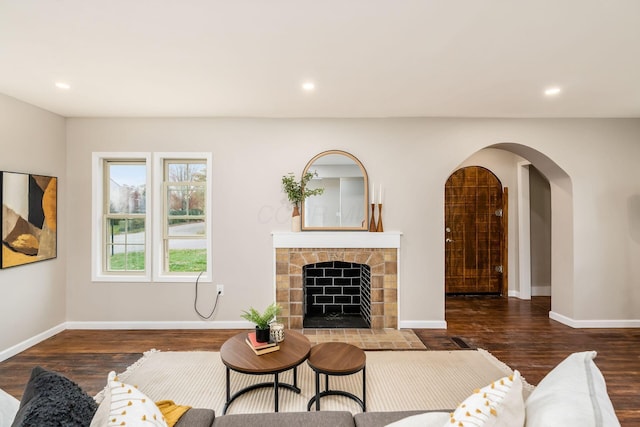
[[1, 0, 639, 118]]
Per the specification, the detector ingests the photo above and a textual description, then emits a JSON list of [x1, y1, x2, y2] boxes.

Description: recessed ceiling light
[[544, 87, 561, 96], [55, 82, 71, 90], [302, 82, 315, 91]]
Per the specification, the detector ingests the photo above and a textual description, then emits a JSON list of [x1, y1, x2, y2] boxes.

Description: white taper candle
[[371, 182, 375, 204]]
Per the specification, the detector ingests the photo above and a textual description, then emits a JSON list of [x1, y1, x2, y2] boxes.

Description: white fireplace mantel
[[272, 231, 402, 249]]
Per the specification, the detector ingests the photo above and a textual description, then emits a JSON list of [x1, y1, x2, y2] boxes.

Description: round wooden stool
[[306, 342, 366, 412]]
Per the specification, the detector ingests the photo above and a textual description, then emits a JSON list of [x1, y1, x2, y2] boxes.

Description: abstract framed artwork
[[1, 171, 57, 268]]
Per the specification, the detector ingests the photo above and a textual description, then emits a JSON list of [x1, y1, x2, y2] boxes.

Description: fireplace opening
[[303, 261, 371, 328]]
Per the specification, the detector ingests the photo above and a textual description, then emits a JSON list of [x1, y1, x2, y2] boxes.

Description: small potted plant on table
[[241, 303, 282, 343]]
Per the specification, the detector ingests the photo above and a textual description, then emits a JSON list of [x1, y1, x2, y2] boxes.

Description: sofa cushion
[[11, 366, 98, 427], [525, 351, 620, 427], [174, 408, 215, 427], [447, 370, 524, 427], [213, 411, 354, 427]]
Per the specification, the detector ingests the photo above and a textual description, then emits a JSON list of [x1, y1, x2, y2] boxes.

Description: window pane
[[126, 246, 146, 270], [109, 164, 146, 214], [105, 219, 145, 272], [166, 239, 206, 272], [168, 162, 206, 182], [107, 219, 145, 244], [162, 158, 208, 277], [167, 185, 187, 213], [167, 185, 205, 215], [106, 247, 125, 271], [106, 246, 145, 271], [167, 219, 206, 237]]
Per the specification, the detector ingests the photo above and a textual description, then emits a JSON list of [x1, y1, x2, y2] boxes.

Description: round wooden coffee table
[[220, 329, 311, 414], [306, 342, 366, 412]]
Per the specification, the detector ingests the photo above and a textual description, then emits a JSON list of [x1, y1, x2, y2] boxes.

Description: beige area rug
[[98, 349, 532, 416]]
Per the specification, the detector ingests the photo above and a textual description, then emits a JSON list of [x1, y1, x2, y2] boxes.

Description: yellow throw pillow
[[155, 400, 191, 427], [106, 371, 168, 427], [446, 370, 524, 427]]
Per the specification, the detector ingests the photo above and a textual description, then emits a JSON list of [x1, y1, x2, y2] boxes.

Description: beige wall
[[2, 104, 639, 357], [530, 166, 552, 295], [0, 94, 66, 354], [64, 117, 640, 327]]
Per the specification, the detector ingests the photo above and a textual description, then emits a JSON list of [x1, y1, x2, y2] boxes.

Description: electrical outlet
[[216, 284, 224, 296]]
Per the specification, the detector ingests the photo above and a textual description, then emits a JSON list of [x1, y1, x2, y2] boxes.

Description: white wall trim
[[66, 320, 253, 330], [0, 323, 66, 362], [272, 231, 402, 248], [508, 290, 521, 298], [152, 152, 213, 283], [399, 320, 447, 329], [517, 161, 532, 300], [91, 152, 152, 282], [549, 311, 640, 328]]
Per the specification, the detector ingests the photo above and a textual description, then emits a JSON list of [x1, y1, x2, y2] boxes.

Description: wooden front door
[[445, 166, 504, 294]]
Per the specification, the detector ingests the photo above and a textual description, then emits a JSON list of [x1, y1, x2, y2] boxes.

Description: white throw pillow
[[525, 351, 620, 427], [92, 371, 167, 427], [446, 370, 524, 427], [89, 385, 109, 426], [0, 388, 20, 427]]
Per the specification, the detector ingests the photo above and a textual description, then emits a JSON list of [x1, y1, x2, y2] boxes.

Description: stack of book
[[245, 331, 280, 355]]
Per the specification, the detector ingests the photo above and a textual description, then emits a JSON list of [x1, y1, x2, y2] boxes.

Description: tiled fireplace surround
[[273, 232, 401, 330]]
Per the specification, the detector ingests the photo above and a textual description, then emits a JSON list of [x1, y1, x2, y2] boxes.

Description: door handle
[[445, 238, 454, 243]]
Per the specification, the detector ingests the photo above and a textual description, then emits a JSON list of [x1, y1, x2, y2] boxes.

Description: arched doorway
[[445, 166, 506, 295], [444, 143, 573, 324]]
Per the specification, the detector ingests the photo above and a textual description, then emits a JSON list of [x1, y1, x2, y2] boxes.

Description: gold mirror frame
[[301, 150, 369, 231]]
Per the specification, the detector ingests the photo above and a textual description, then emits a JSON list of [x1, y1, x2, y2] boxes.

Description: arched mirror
[[302, 150, 369, 230]]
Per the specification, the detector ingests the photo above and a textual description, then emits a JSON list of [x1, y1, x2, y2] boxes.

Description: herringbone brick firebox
[[275, 248, 398, 329]]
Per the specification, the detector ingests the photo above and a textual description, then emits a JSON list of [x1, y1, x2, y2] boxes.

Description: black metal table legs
[[306, 366, 366, 412], [223, 366, 301, 414]]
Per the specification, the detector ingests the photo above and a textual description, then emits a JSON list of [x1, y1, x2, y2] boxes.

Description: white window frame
[[92, 152, 152, 282], [92, 152, 212, 283], [153, 152, 213, 283]]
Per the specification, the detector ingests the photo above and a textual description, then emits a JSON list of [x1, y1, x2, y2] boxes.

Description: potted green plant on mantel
[[281, 171, 324, 232], [241, 303, 282, 343]]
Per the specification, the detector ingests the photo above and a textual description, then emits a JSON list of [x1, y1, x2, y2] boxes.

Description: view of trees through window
[[106, 162, 146, 272], [97, 154, 210, 280], [102, 158, 208, 276], [164, 160, 207, 273]]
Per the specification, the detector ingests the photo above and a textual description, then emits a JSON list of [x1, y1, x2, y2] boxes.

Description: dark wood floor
[[0, 296, 638, 425], [417, 296, 640, 426]]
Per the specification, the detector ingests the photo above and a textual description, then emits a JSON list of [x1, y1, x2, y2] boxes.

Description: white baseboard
[[71, 320, 451, 330], [549, 311, 640, 328], [66, 320, 253, 330], [508, 291, 534, 300], [399, 320, 447, 329], [0, 323, 66, 362]]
